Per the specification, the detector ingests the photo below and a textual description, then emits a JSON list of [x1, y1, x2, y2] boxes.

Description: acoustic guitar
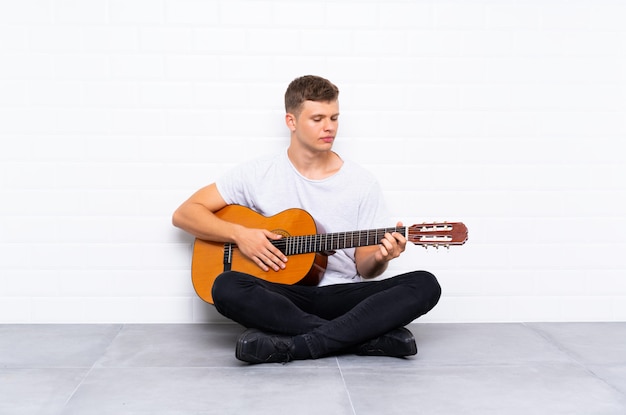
[[192, 205, 468, 304]]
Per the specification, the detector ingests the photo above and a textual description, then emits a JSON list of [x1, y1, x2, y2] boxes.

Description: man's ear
[[285, 113, 297, 132]]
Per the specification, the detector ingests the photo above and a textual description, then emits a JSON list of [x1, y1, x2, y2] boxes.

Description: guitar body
[[191, 205, 327, 304]]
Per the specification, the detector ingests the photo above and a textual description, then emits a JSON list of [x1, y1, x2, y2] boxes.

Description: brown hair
[[284, 75, 339, 116]]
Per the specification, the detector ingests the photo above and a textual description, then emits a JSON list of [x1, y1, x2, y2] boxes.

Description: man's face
[[288, 100, 340, 153]]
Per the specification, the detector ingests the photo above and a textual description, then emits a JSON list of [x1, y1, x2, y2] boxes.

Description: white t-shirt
[[215, 149, 390, 286]]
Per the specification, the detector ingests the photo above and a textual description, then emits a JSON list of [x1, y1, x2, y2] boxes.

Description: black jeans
[[212, 270, 441, 358]]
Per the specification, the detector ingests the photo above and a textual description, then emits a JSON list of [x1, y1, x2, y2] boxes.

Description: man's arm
[[354, 224, 407, 279], [172, 183, 233, 241], [172, 183, 288, 272]]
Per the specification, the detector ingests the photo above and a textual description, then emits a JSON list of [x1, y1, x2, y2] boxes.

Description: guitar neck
[[274, 227, 406, 256]]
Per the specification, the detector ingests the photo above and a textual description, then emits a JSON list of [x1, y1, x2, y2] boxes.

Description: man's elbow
[[171, 208, 184, 229]]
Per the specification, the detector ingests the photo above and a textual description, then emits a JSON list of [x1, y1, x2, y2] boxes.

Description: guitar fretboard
[[273, 227, 407, 256]]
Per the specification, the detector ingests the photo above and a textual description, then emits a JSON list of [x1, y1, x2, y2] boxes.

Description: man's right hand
[[233, 226, 288, 272]]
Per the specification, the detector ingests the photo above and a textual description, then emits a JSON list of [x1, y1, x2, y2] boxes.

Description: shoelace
[[269, 337, 294, 363]]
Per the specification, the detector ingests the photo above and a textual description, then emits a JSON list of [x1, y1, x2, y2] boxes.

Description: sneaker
[[355, 327, 417, 357], [236, 329, 295, 364]]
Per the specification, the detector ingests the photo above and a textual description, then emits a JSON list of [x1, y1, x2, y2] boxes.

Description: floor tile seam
[[522, 322, 587, 364], [335, 357, 358, 415], [522, 323, 626, 400], [522, 323, 626, 368], [336, 361, 599, 371], [62, 324, 126, 410], [87, 365, 258, 370], [523, 323, 626, 366], [61, 361, 98, 411], [0, 365, 95, 370], [85, 364, 345, 370], [91, 324, 126, 366], [580, 365, 626, 401]]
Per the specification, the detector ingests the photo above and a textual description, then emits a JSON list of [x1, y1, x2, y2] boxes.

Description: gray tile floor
[[1, 322, 626, 414]]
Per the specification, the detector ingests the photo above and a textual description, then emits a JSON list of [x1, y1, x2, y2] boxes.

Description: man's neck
[[287, 146, 343, 180]]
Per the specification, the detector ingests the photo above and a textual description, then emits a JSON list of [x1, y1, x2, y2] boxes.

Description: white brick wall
[[1, 0, 625, 323]]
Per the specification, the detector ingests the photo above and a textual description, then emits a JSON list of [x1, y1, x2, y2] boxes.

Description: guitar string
[[272, 227, 407, 256]]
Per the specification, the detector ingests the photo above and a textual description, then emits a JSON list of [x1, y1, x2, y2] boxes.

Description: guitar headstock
[[407, 222, 468, 248]]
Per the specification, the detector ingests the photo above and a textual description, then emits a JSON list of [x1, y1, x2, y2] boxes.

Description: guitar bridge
[[223, 243, 233, 271]]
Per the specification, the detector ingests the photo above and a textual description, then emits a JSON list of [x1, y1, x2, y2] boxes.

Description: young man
[[172, 75, 441, 364]]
